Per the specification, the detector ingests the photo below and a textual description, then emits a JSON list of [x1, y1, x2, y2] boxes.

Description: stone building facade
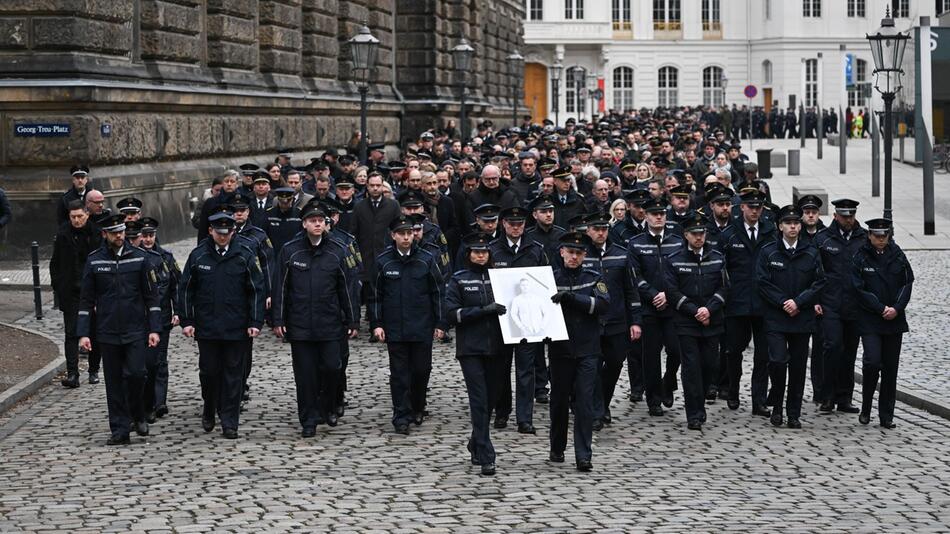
[[0, 0, 525, 258]]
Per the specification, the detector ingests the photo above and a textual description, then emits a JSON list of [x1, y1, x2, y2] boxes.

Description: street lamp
[[550, 61, 563, 125], [452, 38, 475, 140], [721, 75, 729, 106], [586, 73, 599, 121], [571, 66, 586, 120], [867, 9, 909, 220], [348, 24, 379, 164], [507, 50, 524, 127]]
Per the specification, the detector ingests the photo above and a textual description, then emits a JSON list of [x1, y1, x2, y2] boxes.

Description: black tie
[[218, 247, 226, 256], [373, 200, 379, 210], [561, 195, 567, 205], [510, 243, 518, 255], [788, 246, 796, 255], [749, 226, 756, 242], [258, 200, 265, 210]]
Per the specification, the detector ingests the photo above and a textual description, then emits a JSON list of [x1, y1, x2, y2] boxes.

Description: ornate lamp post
[[550, 61, 563, 125], [571, 66, 586, 120], [586, 72, 599, 121], [867, 9, 909, 220], [348, 24, 379, 164], [506, 50, 524, 127], [452, 38, 475, 140]]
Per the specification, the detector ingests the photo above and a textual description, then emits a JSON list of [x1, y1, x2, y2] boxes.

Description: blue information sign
[[14, 123, 71, 137]]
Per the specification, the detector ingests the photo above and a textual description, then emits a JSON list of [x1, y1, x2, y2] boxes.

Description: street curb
[[0, 321, 64, 415], [854, 371, 950, 421]]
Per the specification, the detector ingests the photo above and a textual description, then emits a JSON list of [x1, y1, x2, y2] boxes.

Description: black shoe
[[223, 428, 238, 439], [858, 412, 871, 425], [146, 411, 158, 424], [393, 424, 410, 435], [412, 412, 424, 426], [493, 416, 508, 429], [87, 372, 99, 385], [592, 419, 604, 432], [752, 406, 772, 418], [727, 399, 740, 410], [517, 422, 536, 434], [880, 420, 896, 429], [301, 427, 316, 438], [535, 392, 550, 404], [601, 414, 612, 426], [133, 421, 149, 437], [575, 459, 593, 472], [819, 400, 835, 413], [648, 405, 664, 417], [106, 434, 130, 446], [155, 404, 168, 418], [837, 403, 861, 414], [327, 414, 339, 427], [705, 388, 718, 400], [629, 391, 643, 403], [202, 417, 214, 432], [61, 374, 80, 388], [770, 411, 784, 427], [335, 404, 345, 417], [786, 419, 802, 429], [717, 389, 730, 400], [662, 391, 674, 408], [687, 419, 702, 430], [480, 463, 496, 476], [549, 451, 565, 463]]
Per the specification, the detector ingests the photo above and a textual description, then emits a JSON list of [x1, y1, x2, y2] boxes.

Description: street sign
[[743, 85, 758, 99]]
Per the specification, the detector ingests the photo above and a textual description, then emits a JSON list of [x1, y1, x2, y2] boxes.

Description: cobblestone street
[[2, 265, 950, 531]]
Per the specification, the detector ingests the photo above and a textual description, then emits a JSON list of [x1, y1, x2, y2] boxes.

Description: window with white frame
[[527, 0, 543, 20], [803, 0, 821, 17], [612, 0, 632, 31], [847, 0, 866, 17], [658, 66, 679, 107], [653, 0, 682, 31], [702, 66, 725, 107], [805, 58, 818, 107], [939, 0, 950, 15], [892, 0, 910, 17], [565, 0, 584, 19], [702, 0, 721, 31], [613, 66, 634, 111], [763, 60, 773, 85], [566, 67, 586, 114], [848, 59, 868, 107]]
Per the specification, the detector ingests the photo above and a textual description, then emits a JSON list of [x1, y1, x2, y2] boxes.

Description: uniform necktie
[[373, 200, 379, 210], [218, 247, 226, 256], [560, 195, 567, 205], [510, 243, 517, 255], [749, 226, 756, 242], [258, 200, 265, 210]]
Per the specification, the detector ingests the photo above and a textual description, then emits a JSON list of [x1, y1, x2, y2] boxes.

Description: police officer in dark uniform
[[814, 199, 867, 414], [272, 203, 359, 437], [443, 233, 507, 476], [489, 206, 549, 434], [796, 194, 825, 402], [178, 212, 266, 439], [663, 214, 729, 430], [610, 189, 650, 245], [398, 190, 450, 271], [581, 212, 641, 430], [626, 197, 684, 415], [756, 205, 826, 429], [797, 194, 826, 246], [666, 184, 695, 227], [456, 204, 501, 265], [116, 197, 143, 222], [265, 187, 303, 255], [720, 189, 775, 415], [370, 215, 446, 434], [138, 217, 181, 422], [549, 232, 609, 472], [77, 214, 163, 445], [551, 165, 585, 229], [852, 218, 914, 429]]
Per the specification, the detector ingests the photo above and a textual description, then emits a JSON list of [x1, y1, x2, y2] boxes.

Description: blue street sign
[[845, 53, 854, 87]]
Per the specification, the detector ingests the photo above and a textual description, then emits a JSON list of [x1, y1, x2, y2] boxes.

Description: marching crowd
[[50, 107, 914, 477]]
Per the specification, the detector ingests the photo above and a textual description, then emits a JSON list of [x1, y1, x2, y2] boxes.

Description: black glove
[[482, 303, 507, 316], [551, 291, 571, 304]]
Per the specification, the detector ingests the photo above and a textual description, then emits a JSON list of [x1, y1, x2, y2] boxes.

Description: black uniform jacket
[[549, 266, 610, 358], [663, 245, 729, 337], [851, 242, 913, 335], [443, 264, 505, 357], [756, 241, 826, 334]]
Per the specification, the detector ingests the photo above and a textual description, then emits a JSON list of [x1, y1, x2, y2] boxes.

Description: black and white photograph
[[488, 266, 569, 344]]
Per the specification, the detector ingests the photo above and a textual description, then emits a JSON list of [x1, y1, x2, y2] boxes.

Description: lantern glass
[[551, 62, 563, 82], [348, 25, 379, 75], [452, 38, 475, 72]]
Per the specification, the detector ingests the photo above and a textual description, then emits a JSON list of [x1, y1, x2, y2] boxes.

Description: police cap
[[831, 198, 859, 216], [559, 231, 592, 250]]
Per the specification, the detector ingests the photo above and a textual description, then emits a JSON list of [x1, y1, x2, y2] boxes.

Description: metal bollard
[[756, 148, 773, 179], [788, 149, 800, 176], [31, 241, 43, 319]]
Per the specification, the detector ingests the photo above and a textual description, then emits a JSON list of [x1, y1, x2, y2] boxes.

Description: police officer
[[272, 203, 359, 437], [814, 199, 866, 414], [756, 206, 826, 429], [265, 187, 303, 255], [663, 214, 729, 430], [720, 189, 775, 415], [582, 212, 641, 430], [77, 214, 162, 445], [370, 215, 445, 434], [627, 197, 684, 415], [852, 218, 914, 429], [138, 217, 181, 422], [489, 206, 549, 434], [549, 232, 609, 472], [666, 184, 695, 227], [178, 212, 266, 439], [610, 189, 650, 245], [443, 233, 507, 476], [796, 194, 825, 402], [797, 194, 826, 246], [116, 197, 143, 222], [456, 203, 501, 266]]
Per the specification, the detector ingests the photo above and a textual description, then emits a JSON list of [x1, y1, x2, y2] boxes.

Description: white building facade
[[522, 0, 943, 122]]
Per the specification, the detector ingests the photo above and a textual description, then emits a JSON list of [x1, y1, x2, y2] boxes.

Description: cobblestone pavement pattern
[[1, 240, 950, 532]]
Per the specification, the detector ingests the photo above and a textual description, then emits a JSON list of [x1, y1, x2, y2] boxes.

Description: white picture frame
[[487, 266, 570, 344]]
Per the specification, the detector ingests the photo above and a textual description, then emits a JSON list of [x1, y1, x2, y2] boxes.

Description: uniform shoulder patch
[[596, 281, 608, 293]]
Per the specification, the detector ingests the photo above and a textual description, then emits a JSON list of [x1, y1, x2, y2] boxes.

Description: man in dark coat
[[57, 165, 95, 227], [351, 173, 401, 303], [464, 165, 519, 224]]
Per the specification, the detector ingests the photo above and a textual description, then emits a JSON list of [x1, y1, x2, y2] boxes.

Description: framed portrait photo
[[488, 266, 570, 344]]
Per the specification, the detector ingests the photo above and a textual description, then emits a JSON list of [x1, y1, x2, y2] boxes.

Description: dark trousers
[[143, 329, 170, 412], [534, 345, 549, 396], [495, 343, 537, 424], [715, 332, 729, 393], [725, 315, 769, 408], [197, 339, 245, 431], [626, 338, 644, 398], [242, 337, 254, 394], [809, 325, 825, 402], [290, 340, 342, 429], [679, 335, 718, 422], [766, 332, 810, 419], [861, 334, 903, 423], [641, 315, 681, 407], [594, 333, 629, 421], [99, 339, 147, 437], [821, 317, 860, 405], [336, 337, 351, 408], [63, 305, 100, 375], [459, 355, 502, 465], [387, 341, 433, 427], [549, 354, 597, 462]]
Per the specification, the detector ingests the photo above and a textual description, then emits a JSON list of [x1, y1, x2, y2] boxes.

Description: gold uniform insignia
[[596, 281, 608, 294]]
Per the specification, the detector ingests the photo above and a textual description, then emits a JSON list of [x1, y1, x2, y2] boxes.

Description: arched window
[[702, 66, 724, 107], [565, 66, 586, 115], [763, 60, 773, 85], [613, 66, 634, 112], [657, 66, 678, 107]]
